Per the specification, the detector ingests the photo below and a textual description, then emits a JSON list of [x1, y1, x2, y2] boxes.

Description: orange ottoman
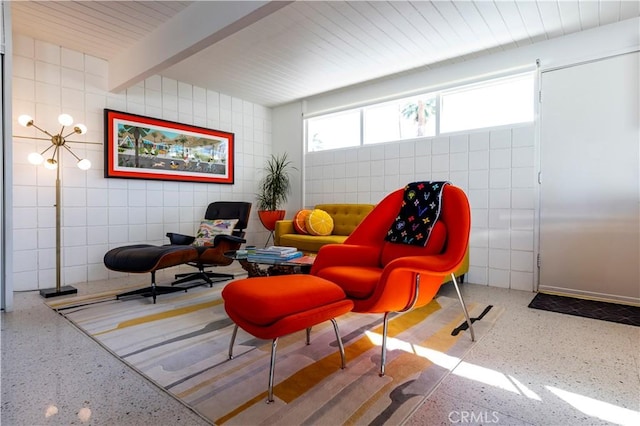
[[222, 274, 354, 403]]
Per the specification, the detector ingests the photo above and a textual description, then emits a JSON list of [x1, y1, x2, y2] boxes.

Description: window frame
[[304, 71, 535, 152]]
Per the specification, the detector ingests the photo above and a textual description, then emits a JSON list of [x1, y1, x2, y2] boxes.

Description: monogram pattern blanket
[[385, 181, 449, 247]]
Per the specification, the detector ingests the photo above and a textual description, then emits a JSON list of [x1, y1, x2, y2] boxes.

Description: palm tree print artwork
[[105, 110, 234, 184]]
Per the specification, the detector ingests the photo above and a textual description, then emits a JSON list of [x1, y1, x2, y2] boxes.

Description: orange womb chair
[[311, 183, 475, 376]]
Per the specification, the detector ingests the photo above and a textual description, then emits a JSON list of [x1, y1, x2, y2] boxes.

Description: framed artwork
[[104, 109, 234, 184]]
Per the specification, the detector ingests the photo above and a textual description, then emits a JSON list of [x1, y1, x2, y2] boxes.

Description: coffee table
[[224, 250, 315, 278]]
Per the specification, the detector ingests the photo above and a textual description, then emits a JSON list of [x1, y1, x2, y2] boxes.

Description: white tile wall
[[12, 35, 273, 291], [305, 124, 536, 290]]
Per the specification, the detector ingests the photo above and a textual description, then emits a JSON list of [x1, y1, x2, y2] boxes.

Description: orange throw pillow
[[305, 209, 334, 236], [293, 209, 312, 234]]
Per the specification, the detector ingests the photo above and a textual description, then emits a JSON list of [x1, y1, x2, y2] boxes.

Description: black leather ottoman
[[104, 244, 199, 303]]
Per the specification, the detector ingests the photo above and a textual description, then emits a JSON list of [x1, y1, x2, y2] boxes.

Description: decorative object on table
[[254, 245, 298, 256], [15, 113, 99, 298], [247, 245, 303, 263], [225, 248, 312, 277], [287, 254, 316, 265], [104, 109, 234, 184], [256, 153, 297, 246], [311, 183, 474, 376], [247, 250, 303, 263]]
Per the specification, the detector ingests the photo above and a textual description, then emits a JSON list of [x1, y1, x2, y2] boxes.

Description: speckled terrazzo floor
[[2, 269, 639, 426]]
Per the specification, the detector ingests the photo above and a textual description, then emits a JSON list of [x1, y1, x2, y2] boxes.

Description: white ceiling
[[11, 1, 640, 107]]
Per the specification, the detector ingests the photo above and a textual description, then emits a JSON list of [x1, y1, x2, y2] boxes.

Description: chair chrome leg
[[330, 319, 346, 369], [228, 324, 238, 359], [305, 327, 311, 345], [267, 338, 278, 403], [451, 273, 475, 342], [379, 312, 390, 377]]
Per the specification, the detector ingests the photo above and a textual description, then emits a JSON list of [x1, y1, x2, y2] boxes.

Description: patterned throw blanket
[[385, 181, 449, 247]]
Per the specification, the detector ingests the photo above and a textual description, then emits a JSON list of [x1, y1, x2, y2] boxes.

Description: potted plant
[[257, 153, 296, 231]]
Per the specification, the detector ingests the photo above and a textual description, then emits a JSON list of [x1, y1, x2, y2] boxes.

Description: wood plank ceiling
[[10, 1, 640, 107]]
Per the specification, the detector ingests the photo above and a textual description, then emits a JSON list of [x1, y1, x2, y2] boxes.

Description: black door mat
[[528, 293, 640, 326]]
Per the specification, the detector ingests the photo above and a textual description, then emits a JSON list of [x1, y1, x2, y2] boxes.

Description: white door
[[538, 52, 640, 304]]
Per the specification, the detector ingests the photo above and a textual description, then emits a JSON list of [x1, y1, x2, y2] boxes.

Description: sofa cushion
[[306, 209, 334, 236], [293, 209, 312, 234]]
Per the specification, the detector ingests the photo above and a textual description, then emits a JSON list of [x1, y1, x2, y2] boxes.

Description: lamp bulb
[[75, 124, 88, 135], [27, 152, 44, 165], [44, 159, 58, 170], [58, 114, 74, 126], [77, 159, 91, 170], [18, 114, 34, 127]]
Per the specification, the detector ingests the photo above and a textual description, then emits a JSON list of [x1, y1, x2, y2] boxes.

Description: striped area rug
[[48, 283, 501, 425]]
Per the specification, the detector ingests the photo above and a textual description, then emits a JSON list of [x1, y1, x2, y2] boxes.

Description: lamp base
[[39, 286, 78, 298]]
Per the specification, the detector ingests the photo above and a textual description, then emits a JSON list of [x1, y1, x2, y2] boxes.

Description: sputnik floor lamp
[[15, 113, 95, 297]]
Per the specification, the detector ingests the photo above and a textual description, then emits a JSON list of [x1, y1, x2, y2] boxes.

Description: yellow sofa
[[274, 204, 375, 254]]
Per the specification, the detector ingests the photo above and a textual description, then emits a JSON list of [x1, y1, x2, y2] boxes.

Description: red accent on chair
[[310, 184, 474, 375]]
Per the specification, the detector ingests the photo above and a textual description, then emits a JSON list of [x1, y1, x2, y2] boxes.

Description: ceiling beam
[[108, 1, 292, 93]]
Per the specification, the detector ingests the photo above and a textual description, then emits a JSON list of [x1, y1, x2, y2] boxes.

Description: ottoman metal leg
[[228, 324, 239, 360], [267, 338, 279, 403], [265, 318, 346, 404], [227, 319, 349, 404]]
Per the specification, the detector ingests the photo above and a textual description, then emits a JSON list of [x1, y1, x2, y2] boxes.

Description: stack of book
[[247, 246, 303, 263]]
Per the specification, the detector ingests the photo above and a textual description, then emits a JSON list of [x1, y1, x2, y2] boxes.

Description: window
[[364, 95, 436, 144], [306, 109, 360, 152], [305, 72, 534, 152], [440, 74, 534, 133]]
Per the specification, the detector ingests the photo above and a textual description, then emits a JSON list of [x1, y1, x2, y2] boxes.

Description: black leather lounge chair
[[103, 201, 252, 304], [167, 201, 252, 287]]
